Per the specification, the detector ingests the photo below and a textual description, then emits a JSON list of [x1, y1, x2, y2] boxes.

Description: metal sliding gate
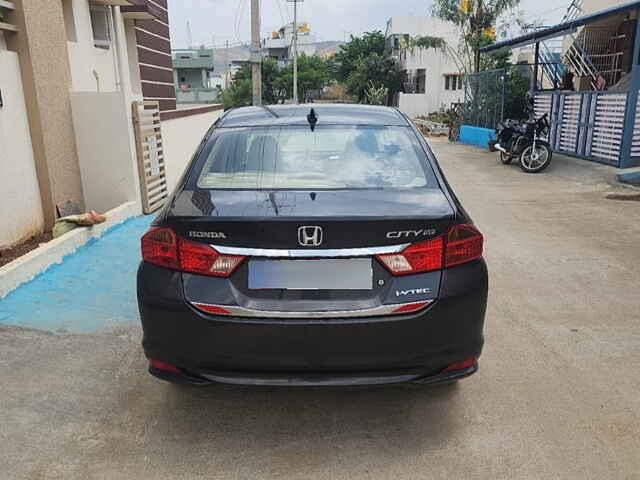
[[534, 91, 628, 166]]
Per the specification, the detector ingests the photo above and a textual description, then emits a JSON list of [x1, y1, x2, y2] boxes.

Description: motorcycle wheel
[[519, 143, 552, 173], [500, 151, 513, 164]]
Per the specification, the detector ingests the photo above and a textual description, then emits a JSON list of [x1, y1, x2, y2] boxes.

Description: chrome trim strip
[[210, 243, 411, 258], [192, 300, 433, 319]]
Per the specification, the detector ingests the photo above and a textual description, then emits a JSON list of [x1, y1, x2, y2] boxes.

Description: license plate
[[248, 258, 372, 290]]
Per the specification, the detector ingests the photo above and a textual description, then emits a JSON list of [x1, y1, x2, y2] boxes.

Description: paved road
[[2, 139, 640, 479]]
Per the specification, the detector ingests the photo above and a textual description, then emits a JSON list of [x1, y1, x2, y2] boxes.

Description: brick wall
[[130, 0, 176, 111]]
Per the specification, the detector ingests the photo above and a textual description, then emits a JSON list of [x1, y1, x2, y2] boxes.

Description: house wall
[[6, 0, 85, 228], [399, 89, 464, 118], [65, 0, 118, 93], [161, 109, 222, 192], [0, 48, 45, 248], [68, 8, 145, 215], [70, 92, 140, 213], [1, 0, 180, 249], [387, 16, 458, 39], [398, 45, 465, 115], [176, 68, 207, 88], [387, 17, 462, 117]]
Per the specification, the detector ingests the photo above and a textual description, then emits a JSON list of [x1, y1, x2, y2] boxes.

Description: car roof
[[218, 103, 410, 128]]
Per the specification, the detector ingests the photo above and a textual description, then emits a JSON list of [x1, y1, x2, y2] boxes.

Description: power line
[[234, 0, 249, 44], [234, 0, 244, 43]]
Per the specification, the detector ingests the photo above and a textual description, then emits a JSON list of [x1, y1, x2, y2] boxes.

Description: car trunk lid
[[167, 188, 455, 249]]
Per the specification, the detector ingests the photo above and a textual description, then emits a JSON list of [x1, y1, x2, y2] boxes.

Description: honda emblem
[[298, 226, 323, 247]]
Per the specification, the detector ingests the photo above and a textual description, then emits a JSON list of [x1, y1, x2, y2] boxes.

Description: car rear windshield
[[193, 125, 430, 190]]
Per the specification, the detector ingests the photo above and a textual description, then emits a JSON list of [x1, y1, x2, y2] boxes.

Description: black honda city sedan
[[137, 104, 488, 387]]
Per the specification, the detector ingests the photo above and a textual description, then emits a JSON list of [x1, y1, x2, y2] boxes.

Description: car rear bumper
[[148, 362, 478, 387], [137, 259, 488, 387]]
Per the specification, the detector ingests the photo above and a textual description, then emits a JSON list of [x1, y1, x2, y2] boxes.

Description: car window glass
[[196, 125, 429, 190]]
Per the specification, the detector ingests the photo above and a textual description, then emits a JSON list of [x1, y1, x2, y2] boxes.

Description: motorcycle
[[494, 113, 552, 173]]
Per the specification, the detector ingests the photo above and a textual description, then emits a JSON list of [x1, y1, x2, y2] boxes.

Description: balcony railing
[[176, 88, 219, 104], [90, 0, 134, 6], [0, 0, 17, 33]]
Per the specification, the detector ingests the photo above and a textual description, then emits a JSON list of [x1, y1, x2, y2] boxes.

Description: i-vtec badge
[[189, 231, 227, 239], [386, 228, 437, 239], [396, 287, 432, 297]]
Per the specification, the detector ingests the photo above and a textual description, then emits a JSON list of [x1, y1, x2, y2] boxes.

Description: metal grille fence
[[463, 66, 534, 130], [463, 68, 506, 130]]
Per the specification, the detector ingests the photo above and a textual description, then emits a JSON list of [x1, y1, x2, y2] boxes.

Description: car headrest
[[246, 136, 280, 172]]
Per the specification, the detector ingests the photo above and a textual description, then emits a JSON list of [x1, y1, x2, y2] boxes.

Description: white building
[[262, 22, 318, 67], [0, 0, 221, 251], [386, 16, 464, 118]]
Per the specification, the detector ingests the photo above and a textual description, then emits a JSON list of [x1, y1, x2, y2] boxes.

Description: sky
[[168, 0, 565, 49]]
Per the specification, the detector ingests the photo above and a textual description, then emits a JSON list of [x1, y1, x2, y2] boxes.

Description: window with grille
[[445, 74, 463, 91]]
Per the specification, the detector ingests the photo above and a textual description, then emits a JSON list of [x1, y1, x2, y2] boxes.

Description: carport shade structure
[[479, 0, 640, 167]]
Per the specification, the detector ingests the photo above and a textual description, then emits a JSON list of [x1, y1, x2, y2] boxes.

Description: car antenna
[[307, 108, 318, 132]]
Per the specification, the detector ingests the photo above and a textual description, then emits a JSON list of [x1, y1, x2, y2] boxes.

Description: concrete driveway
[[2, 139, 639, 479]]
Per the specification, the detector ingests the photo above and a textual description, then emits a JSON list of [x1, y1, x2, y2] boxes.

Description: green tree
[[261, 58, 288, 104], [503, 67, 530, 120], [331, 31, 387, 82], [345, 52, 404, 103], [220, 67, 252, 109], [220, 55, 331, 109], [365, 81, 389, 105], [405, 0, 521, 75], [273, 67, 293, 104], [430, 0, 521, 74], [484, 48, 511, 70], [220, 59, 283, 109], [296, 54, 331, 100], [332, 32, 405, 104]]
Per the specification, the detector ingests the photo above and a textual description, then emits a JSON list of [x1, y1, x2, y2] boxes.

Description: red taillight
[[377, 237, 443, 275], [141, 227, 245, 277], [442, 358, 477, 372], [444, 224, 483, 268], [141, 227, 179, 269], [376, 224, 483, 275], [150, 360, 181, 374], [179, 238, 245, 277]]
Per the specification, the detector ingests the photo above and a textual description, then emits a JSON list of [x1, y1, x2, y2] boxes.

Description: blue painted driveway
[[0, 215, 154, 333]]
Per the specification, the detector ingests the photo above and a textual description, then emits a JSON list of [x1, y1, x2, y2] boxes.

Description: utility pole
[[251, 0, 262, 105], [287, 0, 304, 103], [225, 40, 230, 89]]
